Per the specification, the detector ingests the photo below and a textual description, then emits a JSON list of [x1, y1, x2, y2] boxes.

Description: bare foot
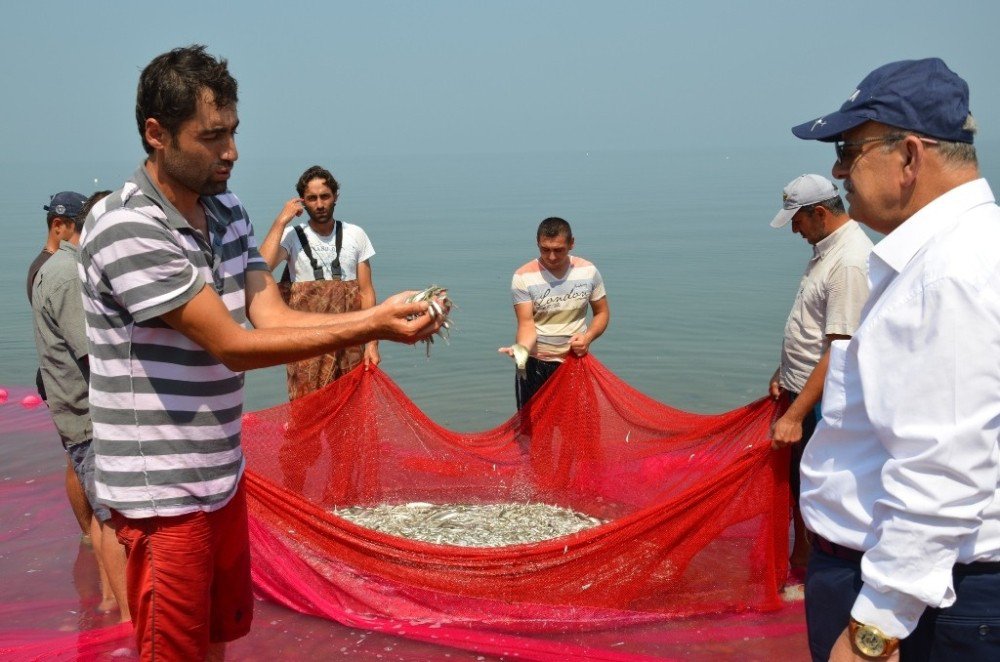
[[98, 598, 119, 613]]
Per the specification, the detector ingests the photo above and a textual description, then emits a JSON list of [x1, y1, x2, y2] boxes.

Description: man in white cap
[[767, 174, 873, 575]]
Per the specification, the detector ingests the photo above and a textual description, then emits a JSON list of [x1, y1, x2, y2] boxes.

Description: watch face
[[856, 625, 887, 656]]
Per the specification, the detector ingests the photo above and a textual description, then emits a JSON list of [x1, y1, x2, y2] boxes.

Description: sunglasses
[[834, 134, 940, 164]]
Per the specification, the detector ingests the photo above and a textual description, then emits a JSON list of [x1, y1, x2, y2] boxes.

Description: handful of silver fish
[[334, 502, 606, 547], [406, 285, 453, 357]]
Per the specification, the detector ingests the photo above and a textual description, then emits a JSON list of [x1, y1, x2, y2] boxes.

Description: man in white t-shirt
[[499, 217, 609, 411], [260, 165, 379, 399]]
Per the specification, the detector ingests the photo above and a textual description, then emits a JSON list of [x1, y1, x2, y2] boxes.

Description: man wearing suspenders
[[260, 165, 379, 400]]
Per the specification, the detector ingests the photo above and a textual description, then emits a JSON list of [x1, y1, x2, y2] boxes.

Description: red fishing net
[[243, 355, 790, 638], [1, 357, 801, 660]]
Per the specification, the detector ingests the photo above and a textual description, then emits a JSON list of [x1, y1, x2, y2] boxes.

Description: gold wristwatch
[[849, 618, 900, 658]]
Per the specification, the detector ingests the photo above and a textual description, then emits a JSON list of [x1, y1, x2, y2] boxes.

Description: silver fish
[[333, 502, 606, 547], [406, 286, 454, 358]]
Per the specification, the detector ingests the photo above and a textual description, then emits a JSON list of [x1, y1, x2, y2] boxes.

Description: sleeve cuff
[[852, 583, 929, 639], [131, 274, 206, 324], [824, 323, 856, 336], [245, 260, 271, 272]]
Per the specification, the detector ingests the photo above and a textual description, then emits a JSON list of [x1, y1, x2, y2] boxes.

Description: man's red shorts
[[114, 479, 253, 660]]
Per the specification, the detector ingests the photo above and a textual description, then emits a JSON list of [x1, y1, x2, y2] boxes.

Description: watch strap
[[848, 618, 900, 659]]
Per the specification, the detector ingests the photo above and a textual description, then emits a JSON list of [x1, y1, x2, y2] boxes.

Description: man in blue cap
[[32, 190, 130, 621], [28, 191, 87, 303], [27, 191, 94, 538], [792, 58, 1000, 661]]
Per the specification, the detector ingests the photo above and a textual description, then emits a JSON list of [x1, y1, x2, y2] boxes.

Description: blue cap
[[43, 191, 88, 218], [791, 58, 973, 143]]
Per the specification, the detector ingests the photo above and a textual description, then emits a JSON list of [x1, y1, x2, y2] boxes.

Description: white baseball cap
[[770, 174, 839, 228]]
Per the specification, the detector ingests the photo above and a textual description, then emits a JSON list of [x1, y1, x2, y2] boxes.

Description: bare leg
[[97, 519, 131, 622], [91, 515, 118, 613], [790, 505, 811, 567], [207, 642, 226, 662], [66, 457, 92, 535]]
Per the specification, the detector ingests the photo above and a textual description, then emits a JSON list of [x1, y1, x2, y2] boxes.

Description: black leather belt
[[807, 531, 863, 562], [807, 531, 1000, 573]]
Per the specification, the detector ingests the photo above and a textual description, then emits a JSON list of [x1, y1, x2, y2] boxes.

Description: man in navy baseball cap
[[791, 57, 973, 144], [791, 58, 977, 234], [43, 191, 88, 219], [790, 59, 1000, 662], [28, 191, 89, 303]]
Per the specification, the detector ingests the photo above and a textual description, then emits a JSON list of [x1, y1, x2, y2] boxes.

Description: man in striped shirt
[[78, 45, 443, 661], [499, 217, 610, 410]]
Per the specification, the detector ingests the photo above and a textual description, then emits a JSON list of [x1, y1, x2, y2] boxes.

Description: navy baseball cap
[[791, 58, 973, 143], [43, 191, 88, 218]]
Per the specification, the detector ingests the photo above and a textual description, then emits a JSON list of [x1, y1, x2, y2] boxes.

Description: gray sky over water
[[3, 1, 998, 164]]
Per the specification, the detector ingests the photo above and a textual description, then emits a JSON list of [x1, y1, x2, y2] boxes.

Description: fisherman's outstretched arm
[[161, 276, 436, 372], [245, 270, 374, 328]]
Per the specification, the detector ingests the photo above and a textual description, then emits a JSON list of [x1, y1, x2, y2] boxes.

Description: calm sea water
[[4, 146, 997, 429]]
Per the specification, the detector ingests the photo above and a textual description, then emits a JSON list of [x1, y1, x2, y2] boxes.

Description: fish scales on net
[[334, 502, 607, 547]]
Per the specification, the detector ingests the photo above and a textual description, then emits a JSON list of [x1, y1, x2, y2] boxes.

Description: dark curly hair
[[135, 45, 238, 154], [296, 165, 339, 198]]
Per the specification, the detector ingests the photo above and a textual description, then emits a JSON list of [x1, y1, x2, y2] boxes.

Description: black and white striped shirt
[[79, 164, 268, 518]]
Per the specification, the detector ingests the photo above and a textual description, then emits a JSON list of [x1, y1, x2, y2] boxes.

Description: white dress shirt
[[800, 178, 1000, 638]]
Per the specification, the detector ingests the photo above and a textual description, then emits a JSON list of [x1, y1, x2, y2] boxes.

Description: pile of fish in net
[[334, 502, 607, 547]]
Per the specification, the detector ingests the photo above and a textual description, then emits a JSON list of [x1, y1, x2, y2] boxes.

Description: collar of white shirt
[[868, 178, 995, 290], [812, 218, 860, 260]]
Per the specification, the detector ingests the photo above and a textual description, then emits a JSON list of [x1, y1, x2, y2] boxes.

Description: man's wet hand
[[769, 378, 782, 400], [770, 414, 803, 450], [373, 291, 443, 343], [363, 342, 381, 370], [569, 333, 591, 357]]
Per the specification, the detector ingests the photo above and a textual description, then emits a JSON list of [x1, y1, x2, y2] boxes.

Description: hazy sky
[[3, 1, 998, 164]]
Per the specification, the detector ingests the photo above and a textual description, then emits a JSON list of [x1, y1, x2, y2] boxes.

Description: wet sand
[[0, 385, 808, 660]]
